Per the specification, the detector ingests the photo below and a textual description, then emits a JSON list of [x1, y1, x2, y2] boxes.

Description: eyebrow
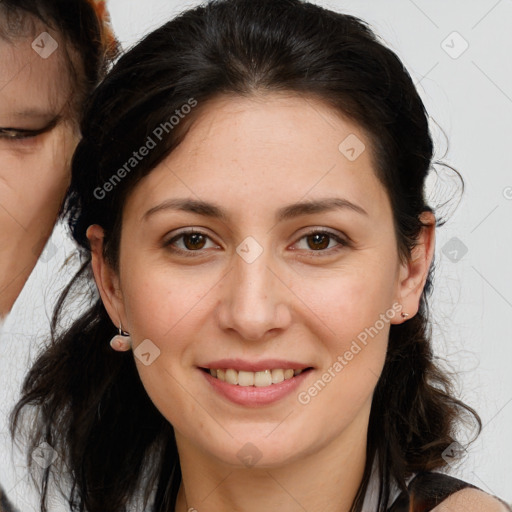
[[143, 197, 368, 222]]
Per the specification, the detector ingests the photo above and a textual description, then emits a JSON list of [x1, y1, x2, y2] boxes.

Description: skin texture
[[0, 23, 79, 317], [433, 488, 510, 512], [88, 92, 438, 512]]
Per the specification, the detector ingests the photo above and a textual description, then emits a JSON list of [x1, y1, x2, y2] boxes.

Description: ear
[[86, 225, 127, 331], [393, 211, 435, 323]]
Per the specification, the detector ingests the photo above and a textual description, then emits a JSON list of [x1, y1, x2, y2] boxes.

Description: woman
[[0, 0, 118, 319], [10, 0, 511, 511], [0, 0, 118, 510]]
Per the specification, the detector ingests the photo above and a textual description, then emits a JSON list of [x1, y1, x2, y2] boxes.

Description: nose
[[215, 246, 292, 341]]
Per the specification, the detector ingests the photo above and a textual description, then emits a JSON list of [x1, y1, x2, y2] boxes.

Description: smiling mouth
[[201, 367, 313, 387]]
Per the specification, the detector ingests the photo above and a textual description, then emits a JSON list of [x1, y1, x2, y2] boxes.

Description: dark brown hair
[[11, 1, 481, 511]]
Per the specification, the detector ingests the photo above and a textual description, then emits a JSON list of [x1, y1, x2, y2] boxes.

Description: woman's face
[[0, 25, 79, 271], [92, 93, 433, 468]]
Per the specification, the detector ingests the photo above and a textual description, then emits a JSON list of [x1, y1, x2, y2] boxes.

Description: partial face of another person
[[0, 21, 79, 310], [91, 93, 433, 469]]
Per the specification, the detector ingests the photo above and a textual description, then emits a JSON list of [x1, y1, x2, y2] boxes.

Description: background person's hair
[[0, 0, 119, 118], [11, 0, 481, 511]]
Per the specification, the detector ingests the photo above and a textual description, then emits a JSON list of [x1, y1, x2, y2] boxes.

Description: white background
[[1, 0, 511, 509]]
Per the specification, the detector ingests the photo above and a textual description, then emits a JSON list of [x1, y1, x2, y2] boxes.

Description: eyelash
[[0, 129, 41, 140], [164, 228, 349, 258], [0, 119, 59, 142]]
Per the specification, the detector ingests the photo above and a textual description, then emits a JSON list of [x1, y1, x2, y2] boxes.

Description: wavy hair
[[11, 1, 480, 511]]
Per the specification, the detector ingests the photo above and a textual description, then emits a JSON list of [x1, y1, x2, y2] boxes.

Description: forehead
[[127, 93, 391, 222], [0, 24, 72, 120]]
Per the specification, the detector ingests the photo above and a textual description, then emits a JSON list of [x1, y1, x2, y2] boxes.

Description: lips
[[200, 364, 312, 406], [199, 357, 312, 390]]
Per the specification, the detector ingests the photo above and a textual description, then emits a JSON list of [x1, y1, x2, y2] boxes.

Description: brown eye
[[164, 229, 219, 256], [293, 229, 348, 256], [182, 233, 207, 250], [306, 233, 330, 250]]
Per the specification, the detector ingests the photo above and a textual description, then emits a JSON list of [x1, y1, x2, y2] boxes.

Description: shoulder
[[432, 488, 512, 512], [395, 472, 512, 512]]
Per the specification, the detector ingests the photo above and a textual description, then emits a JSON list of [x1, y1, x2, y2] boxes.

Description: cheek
[[121, 272, 211, 427], [304, 276, 392, 384], [289, 257, 398, 403], [120, 261, 218, 345], [292, 257, 399, 339], [294, 273, 395, 436]]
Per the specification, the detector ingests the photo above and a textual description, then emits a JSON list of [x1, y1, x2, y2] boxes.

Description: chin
[[198, 431, 309, 469]]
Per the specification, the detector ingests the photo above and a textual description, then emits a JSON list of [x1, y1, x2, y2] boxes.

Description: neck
[[173, 409, 370, 512]]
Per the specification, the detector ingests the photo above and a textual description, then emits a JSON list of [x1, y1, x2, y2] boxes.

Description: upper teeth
[[209, 368, 303, 386]]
